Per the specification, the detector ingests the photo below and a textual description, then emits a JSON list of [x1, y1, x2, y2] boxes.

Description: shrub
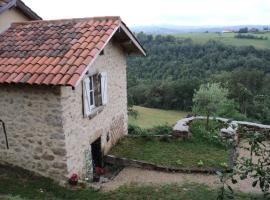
[[128, 124, 173, 136], [190, 120, 226, 147], [148, 124, 173, 135], [128, 124, 146, 135]]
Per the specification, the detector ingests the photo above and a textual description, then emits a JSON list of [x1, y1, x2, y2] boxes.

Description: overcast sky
[[24, 0, 270, 26]]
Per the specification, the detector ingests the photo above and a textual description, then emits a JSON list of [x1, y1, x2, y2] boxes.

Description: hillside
[[127, 33, 270, 124], [175, 32, 270, 49]]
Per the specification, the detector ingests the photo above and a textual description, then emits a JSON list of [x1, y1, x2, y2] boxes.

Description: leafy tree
[[238, 27, 248, 33], [192, 83, 230, 128]]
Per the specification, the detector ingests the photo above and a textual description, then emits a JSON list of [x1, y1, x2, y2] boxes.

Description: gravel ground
[[101, 141, 266, 194]]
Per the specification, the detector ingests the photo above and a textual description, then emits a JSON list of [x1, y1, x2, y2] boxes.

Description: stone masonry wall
[[61, 40, 128, 179], [0, 85, 68, 182]]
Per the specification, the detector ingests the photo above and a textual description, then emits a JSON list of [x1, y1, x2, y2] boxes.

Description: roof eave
[[119, 23, 146, 56], [16, 0, 42, 20]]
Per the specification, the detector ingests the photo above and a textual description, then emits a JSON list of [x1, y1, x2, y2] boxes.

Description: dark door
[[91, 137, 102, 169]]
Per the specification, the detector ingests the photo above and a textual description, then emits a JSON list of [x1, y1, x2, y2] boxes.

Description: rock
[[42, 153, 55, 161], [50, 133, 65, 140], [173, 117, 194, 139], [220, 127, 236, 137], [52, 148, 66, 156], [52, 162, 66, 169]]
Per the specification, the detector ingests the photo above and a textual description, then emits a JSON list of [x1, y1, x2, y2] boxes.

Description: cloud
[[24, 0, 270, 26]]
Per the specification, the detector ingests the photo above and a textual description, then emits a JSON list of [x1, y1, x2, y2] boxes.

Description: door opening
[[91, 137, 102, 169]]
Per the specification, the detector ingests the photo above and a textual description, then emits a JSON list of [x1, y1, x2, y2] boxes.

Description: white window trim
[[83, 71, 108, 118], [89, 76, 95, 110]]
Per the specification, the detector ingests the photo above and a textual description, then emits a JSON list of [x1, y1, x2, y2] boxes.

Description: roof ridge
[[11, 16, 121, 26]]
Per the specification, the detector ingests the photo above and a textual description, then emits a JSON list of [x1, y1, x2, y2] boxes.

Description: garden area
[[110, 120, 231, 170]]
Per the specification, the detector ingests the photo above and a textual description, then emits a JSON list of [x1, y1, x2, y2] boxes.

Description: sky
[[24, 0, 270, 27]]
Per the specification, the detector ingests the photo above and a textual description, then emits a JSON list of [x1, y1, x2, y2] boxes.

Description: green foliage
[[192, 83, 230, 119], [234, 131, 270, 197], [190, 120, 226, 147], [239, 27, 248, 33], [212, 69, 270, 124], [127, 33, 270, 124], [216, 171, 235, 200], [128, 124, 147, 135], [127, 105, 139, 119], [128, 124, 173, 136], [235, 34, 268, 40]]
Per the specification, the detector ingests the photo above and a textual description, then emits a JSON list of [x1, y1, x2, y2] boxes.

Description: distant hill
[[131, 25, 269, 34]]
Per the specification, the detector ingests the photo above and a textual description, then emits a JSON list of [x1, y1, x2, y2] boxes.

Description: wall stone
[[0, 85, 68, 182], [61, 40, 128, 179]]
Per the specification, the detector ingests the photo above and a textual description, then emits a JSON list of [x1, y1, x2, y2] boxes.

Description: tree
[[192, 83, 230, 129], [238, 27, 248, 33]]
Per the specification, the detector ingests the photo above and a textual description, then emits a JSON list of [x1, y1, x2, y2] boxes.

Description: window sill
[[88, 105, 105, 119]]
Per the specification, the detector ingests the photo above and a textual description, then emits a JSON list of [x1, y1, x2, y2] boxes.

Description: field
[[128, 106, 188, 128], [175, 32, 270, 49]]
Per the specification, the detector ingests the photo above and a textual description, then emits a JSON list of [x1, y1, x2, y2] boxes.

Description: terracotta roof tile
[[0, 16, 144, 87]]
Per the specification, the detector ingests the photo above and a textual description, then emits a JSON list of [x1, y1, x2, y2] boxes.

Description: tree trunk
[[206, 114, 209, 130]]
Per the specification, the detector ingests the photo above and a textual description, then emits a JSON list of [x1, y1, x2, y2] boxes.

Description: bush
[[190, 120, 226, 147], [148, 124, 173, 135], [128, 124, 173, 136], [128, 124, 147, 135]]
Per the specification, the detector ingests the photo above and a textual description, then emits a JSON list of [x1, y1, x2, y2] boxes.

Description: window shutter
[[101, 72, 108, 105], [83, 77, 91, 117]]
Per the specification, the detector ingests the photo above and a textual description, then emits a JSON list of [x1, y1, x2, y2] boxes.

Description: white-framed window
[[83, 72, 108, 117], [89, 76, 95, 110]]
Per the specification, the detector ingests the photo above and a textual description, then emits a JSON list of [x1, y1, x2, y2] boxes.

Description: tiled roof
[[0, 0, 41, 20], [0, 16, 136, 87]]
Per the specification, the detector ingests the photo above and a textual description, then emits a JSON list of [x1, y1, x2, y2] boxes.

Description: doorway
[[91, 137, 102, 169]]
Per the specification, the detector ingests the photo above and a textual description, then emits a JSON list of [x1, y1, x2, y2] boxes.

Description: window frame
[[88, 75, 95, 110]]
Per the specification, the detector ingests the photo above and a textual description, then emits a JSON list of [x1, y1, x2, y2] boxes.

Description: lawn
[[129, 106, 188, 128], [109, 137, 229, 169], [0, 165, 262, 200], [175, 32, 270, 49], [111, 119, 232, 169]]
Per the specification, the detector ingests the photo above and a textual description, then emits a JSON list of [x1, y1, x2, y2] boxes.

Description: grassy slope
[[0, 165, 261, 200], [175, 32, 270, 49], [129, 106, 188, 128]]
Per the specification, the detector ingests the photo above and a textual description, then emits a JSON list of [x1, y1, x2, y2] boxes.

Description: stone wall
[[61, 40, 128, 180], [0, 85, 68, 182]]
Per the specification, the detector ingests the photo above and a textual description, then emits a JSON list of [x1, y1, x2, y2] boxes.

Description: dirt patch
[[101, 167, 219, 191]]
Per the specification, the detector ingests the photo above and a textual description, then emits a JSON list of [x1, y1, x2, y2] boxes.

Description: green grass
[[129, 106, 188, 128], [110, 137, 229, 169], [0, 165, 262, 200], [175, 32, 270, 49]]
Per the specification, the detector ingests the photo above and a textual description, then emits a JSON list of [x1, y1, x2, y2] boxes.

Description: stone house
[[0, 0, 41, 32], [0, 16, 145, 182]]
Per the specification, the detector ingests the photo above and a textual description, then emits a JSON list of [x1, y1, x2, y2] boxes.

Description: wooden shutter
[[83, 77, 91, 117], [101, 72, 108, 105]]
